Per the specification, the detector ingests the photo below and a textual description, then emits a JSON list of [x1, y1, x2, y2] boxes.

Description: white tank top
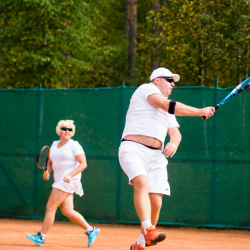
[[122, 83, 179, 145]]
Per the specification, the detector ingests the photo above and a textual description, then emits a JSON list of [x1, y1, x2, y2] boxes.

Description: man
[[118, 67, 215, 250]]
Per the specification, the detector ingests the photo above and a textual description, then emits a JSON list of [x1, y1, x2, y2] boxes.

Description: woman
[[26, 120, 100, 247]]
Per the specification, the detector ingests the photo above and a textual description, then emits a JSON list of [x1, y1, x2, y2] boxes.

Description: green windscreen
[[0, 86, 249, 229]]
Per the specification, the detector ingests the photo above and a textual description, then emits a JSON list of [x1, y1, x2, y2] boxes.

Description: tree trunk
[[42, 36, 48, 88], [151, 1, 159, 70], [246, 44, 249, 79], [125, 0, 130, 41], [127, 0, 137, 84], [236, 14, 242, 84], [237, 45, 242, 84]]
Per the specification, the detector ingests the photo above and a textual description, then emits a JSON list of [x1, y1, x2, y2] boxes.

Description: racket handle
[[201, 104, 220, 120], [44, 171, 50, 179]]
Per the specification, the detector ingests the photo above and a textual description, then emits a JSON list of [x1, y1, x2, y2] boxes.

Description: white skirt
[[52, 179, 84, 197]]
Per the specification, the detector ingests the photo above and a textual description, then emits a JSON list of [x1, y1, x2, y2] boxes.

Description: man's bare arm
[[147, 93, 215, 119]]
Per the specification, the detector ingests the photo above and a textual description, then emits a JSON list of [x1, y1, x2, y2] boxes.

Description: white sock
[[40, 232, 46, 240], [136, 233, 145, 247], [141, 219, 152, 234], [86, 226, 93, 233]]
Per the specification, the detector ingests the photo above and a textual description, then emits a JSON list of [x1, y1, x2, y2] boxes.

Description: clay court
[[0, 218, 250, 250]]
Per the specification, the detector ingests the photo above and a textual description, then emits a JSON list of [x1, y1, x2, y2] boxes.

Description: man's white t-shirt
[[122, 83, 180, 146]]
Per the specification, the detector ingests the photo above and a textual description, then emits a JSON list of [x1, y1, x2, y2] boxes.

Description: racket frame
[[37, 145, 50, 177]]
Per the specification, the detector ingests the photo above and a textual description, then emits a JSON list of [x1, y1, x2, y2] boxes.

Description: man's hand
[[200, 107, 215, 119], [163, 142, 178, 158]]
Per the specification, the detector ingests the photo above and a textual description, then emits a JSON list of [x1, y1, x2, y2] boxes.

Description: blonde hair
[[56, 120, 75, 136]]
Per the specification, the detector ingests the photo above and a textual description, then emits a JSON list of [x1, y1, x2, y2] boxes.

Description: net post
[[115, 81, 125, 222], [210, 77, 219, 224]]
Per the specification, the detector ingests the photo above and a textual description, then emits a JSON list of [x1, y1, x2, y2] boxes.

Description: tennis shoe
[[144, 227, 166, 246], [145, 242, 157, 247], [26, 232, 44, 246], [85, 227, 100, 247], [130, 243, 146, 250]]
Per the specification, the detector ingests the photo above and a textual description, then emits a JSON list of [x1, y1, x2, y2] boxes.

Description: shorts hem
[[128, 173, 147, 185]]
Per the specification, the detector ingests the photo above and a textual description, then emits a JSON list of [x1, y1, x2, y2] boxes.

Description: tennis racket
[[202, 77, 250, 119], [37, 145, 50, 177]]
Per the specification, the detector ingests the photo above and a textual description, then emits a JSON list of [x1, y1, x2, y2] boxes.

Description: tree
[[0, 1, 92, 87], [151, 1, 160, 70], [136, 0, 250, 87], [1, 0, 249, 88], [0, 0, 127, 88], [125, 0, 137, 85]]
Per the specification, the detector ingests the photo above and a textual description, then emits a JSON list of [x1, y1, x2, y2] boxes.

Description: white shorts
[[118, 140, 170, 195], [52, 179, 84, 197]]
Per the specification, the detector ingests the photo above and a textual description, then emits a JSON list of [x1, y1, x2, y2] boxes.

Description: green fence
[[0, 86, 250, 229]]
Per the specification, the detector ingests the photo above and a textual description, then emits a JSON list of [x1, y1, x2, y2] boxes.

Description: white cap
[[150, 67, 180, 82]]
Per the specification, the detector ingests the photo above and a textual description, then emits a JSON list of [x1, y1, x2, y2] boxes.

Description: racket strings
[[38, 148, 49, 169]]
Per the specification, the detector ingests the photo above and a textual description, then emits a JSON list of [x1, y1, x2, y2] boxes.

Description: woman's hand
[[43, 171, 50, 181], [63, 175, 72, 183]]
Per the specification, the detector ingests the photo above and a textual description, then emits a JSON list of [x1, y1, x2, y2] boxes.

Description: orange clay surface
[[0, 218, 250, 250]]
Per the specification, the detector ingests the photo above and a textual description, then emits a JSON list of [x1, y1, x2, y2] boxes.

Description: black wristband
[[169, 100, 176, 114]]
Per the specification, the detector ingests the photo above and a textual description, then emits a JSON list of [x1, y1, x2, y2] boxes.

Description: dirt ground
[[0, 218, 250, 250]]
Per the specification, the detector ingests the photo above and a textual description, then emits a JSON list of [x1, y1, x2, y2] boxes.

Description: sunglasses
[[158, 77, 175, 83], [61, 127, 73, 132]]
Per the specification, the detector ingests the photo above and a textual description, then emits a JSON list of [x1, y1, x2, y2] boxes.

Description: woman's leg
[[60, 194, 100, 247], [40, 188, 69, 234], [59, 193, 90, 230]]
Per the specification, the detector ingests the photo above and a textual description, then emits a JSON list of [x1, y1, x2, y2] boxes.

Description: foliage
[[136, 0, 250, 87], [82, 0, 128, 88], [0, 0, 127, 88], [0, 0, 249, 88]]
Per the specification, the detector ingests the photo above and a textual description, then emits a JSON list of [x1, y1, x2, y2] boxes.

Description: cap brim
[[172, 74, 180, 82]]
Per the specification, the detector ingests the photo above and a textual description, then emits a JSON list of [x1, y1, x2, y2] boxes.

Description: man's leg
[[141, 193, 164, 247], [149, 193, 163, 226], [129, 175, 151, 249], [131, 176, 166, 248], [138, 193, 163, 235], [131, 175, 151, 224]]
